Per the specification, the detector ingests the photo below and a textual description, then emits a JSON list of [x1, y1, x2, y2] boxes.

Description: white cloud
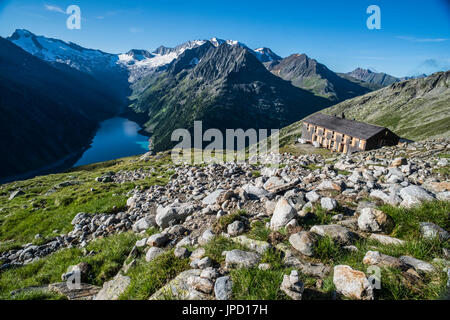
[[44, 4, 65, 14], [397, 36, 448, 43]]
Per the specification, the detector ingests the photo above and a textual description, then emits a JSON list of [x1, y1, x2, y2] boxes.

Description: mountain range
[[264, 55, 371, 101], [7, 29, 397, 101], [128, 42, 330, 151], [2, 28, 447, 180]]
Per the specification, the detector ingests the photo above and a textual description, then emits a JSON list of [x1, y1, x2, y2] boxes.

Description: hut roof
[[303, 113, 387, 140]]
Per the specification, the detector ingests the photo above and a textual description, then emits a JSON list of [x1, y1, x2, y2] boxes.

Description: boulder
[[155, 206, 179, 229], [94, 274, 130, 300], [399, 256, 436, 274], [215, 276, 233, 300], [270, 198, 297, 230], [320, 197, 337, 211], [263, 176, 285, 192], [229, 235, 271, 254], [227, 220, 245, 236], [48, 282, 100, 300], [71, 212, 88, 225], [390, 157, 407, 167], [436, 191, 450, 201], [333, 265, 374, 300], [310, 224, 356, 245], [289, 232, 317, 256], [305, 191, 320, 203], [198, 229, 215, 245], [370, 190, 402, 206], [135, 238, 147, 247], [362, 251, 405, 269], [357, 208, 394, 233], [132, 216, 156, 233], [280, 270, 304, 300], [187, 276, 214, 294], [265, 200, 277, 215], [191, 257, 212, 269], [225, 250, 261, 269], [149, 269, 203, 300], [242, 184, 270, 198], [200, 267, 219, 280], [419, 222, 450, 242], [368, 234, 405, 246], [317, 180, 342, 192], [202, 189, 225, 205], [174, 247, 190, 259], [146, 233, 169, 247], [399, 185, 434, 208], [155, 203, 194, 228], [145, 247, 165, 262], [190, 248, 206, 261]]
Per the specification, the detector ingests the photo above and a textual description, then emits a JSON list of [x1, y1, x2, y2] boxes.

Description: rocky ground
[[0, 138, 449, 300]]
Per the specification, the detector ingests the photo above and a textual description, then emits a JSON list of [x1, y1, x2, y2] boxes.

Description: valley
[[0, 29, 448, 303], [0, 29, 448, 185], [4, 29, 428, 182], [0, 0, 448, 305]]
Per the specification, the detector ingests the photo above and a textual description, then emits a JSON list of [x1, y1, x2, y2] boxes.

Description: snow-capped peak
[[8, 29, 119, 74], [8, 29, 282, 84], [209, 37, 247, 48], [253, 47, 282, 62], [208, 38, 281, 62]]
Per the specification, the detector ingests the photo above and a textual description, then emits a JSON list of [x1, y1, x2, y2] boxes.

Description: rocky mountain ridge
[[345, 67, 400, 87], [265, 54, 371, 101], [129, 43, 331, 151]]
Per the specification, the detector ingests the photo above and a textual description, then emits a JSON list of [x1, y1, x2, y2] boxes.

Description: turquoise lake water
[[74, 117, 149, 167]]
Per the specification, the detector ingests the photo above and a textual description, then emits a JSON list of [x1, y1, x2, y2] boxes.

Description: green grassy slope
[[276, 71, 450, 145]]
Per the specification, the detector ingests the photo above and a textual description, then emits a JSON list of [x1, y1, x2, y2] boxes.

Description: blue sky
[[1, 0, 449, 77]]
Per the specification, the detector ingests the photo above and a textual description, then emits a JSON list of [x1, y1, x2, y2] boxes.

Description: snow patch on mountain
[[8, 29, 119, 75], [8, 29, 283, 84], [253, 47, 282, 62]]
